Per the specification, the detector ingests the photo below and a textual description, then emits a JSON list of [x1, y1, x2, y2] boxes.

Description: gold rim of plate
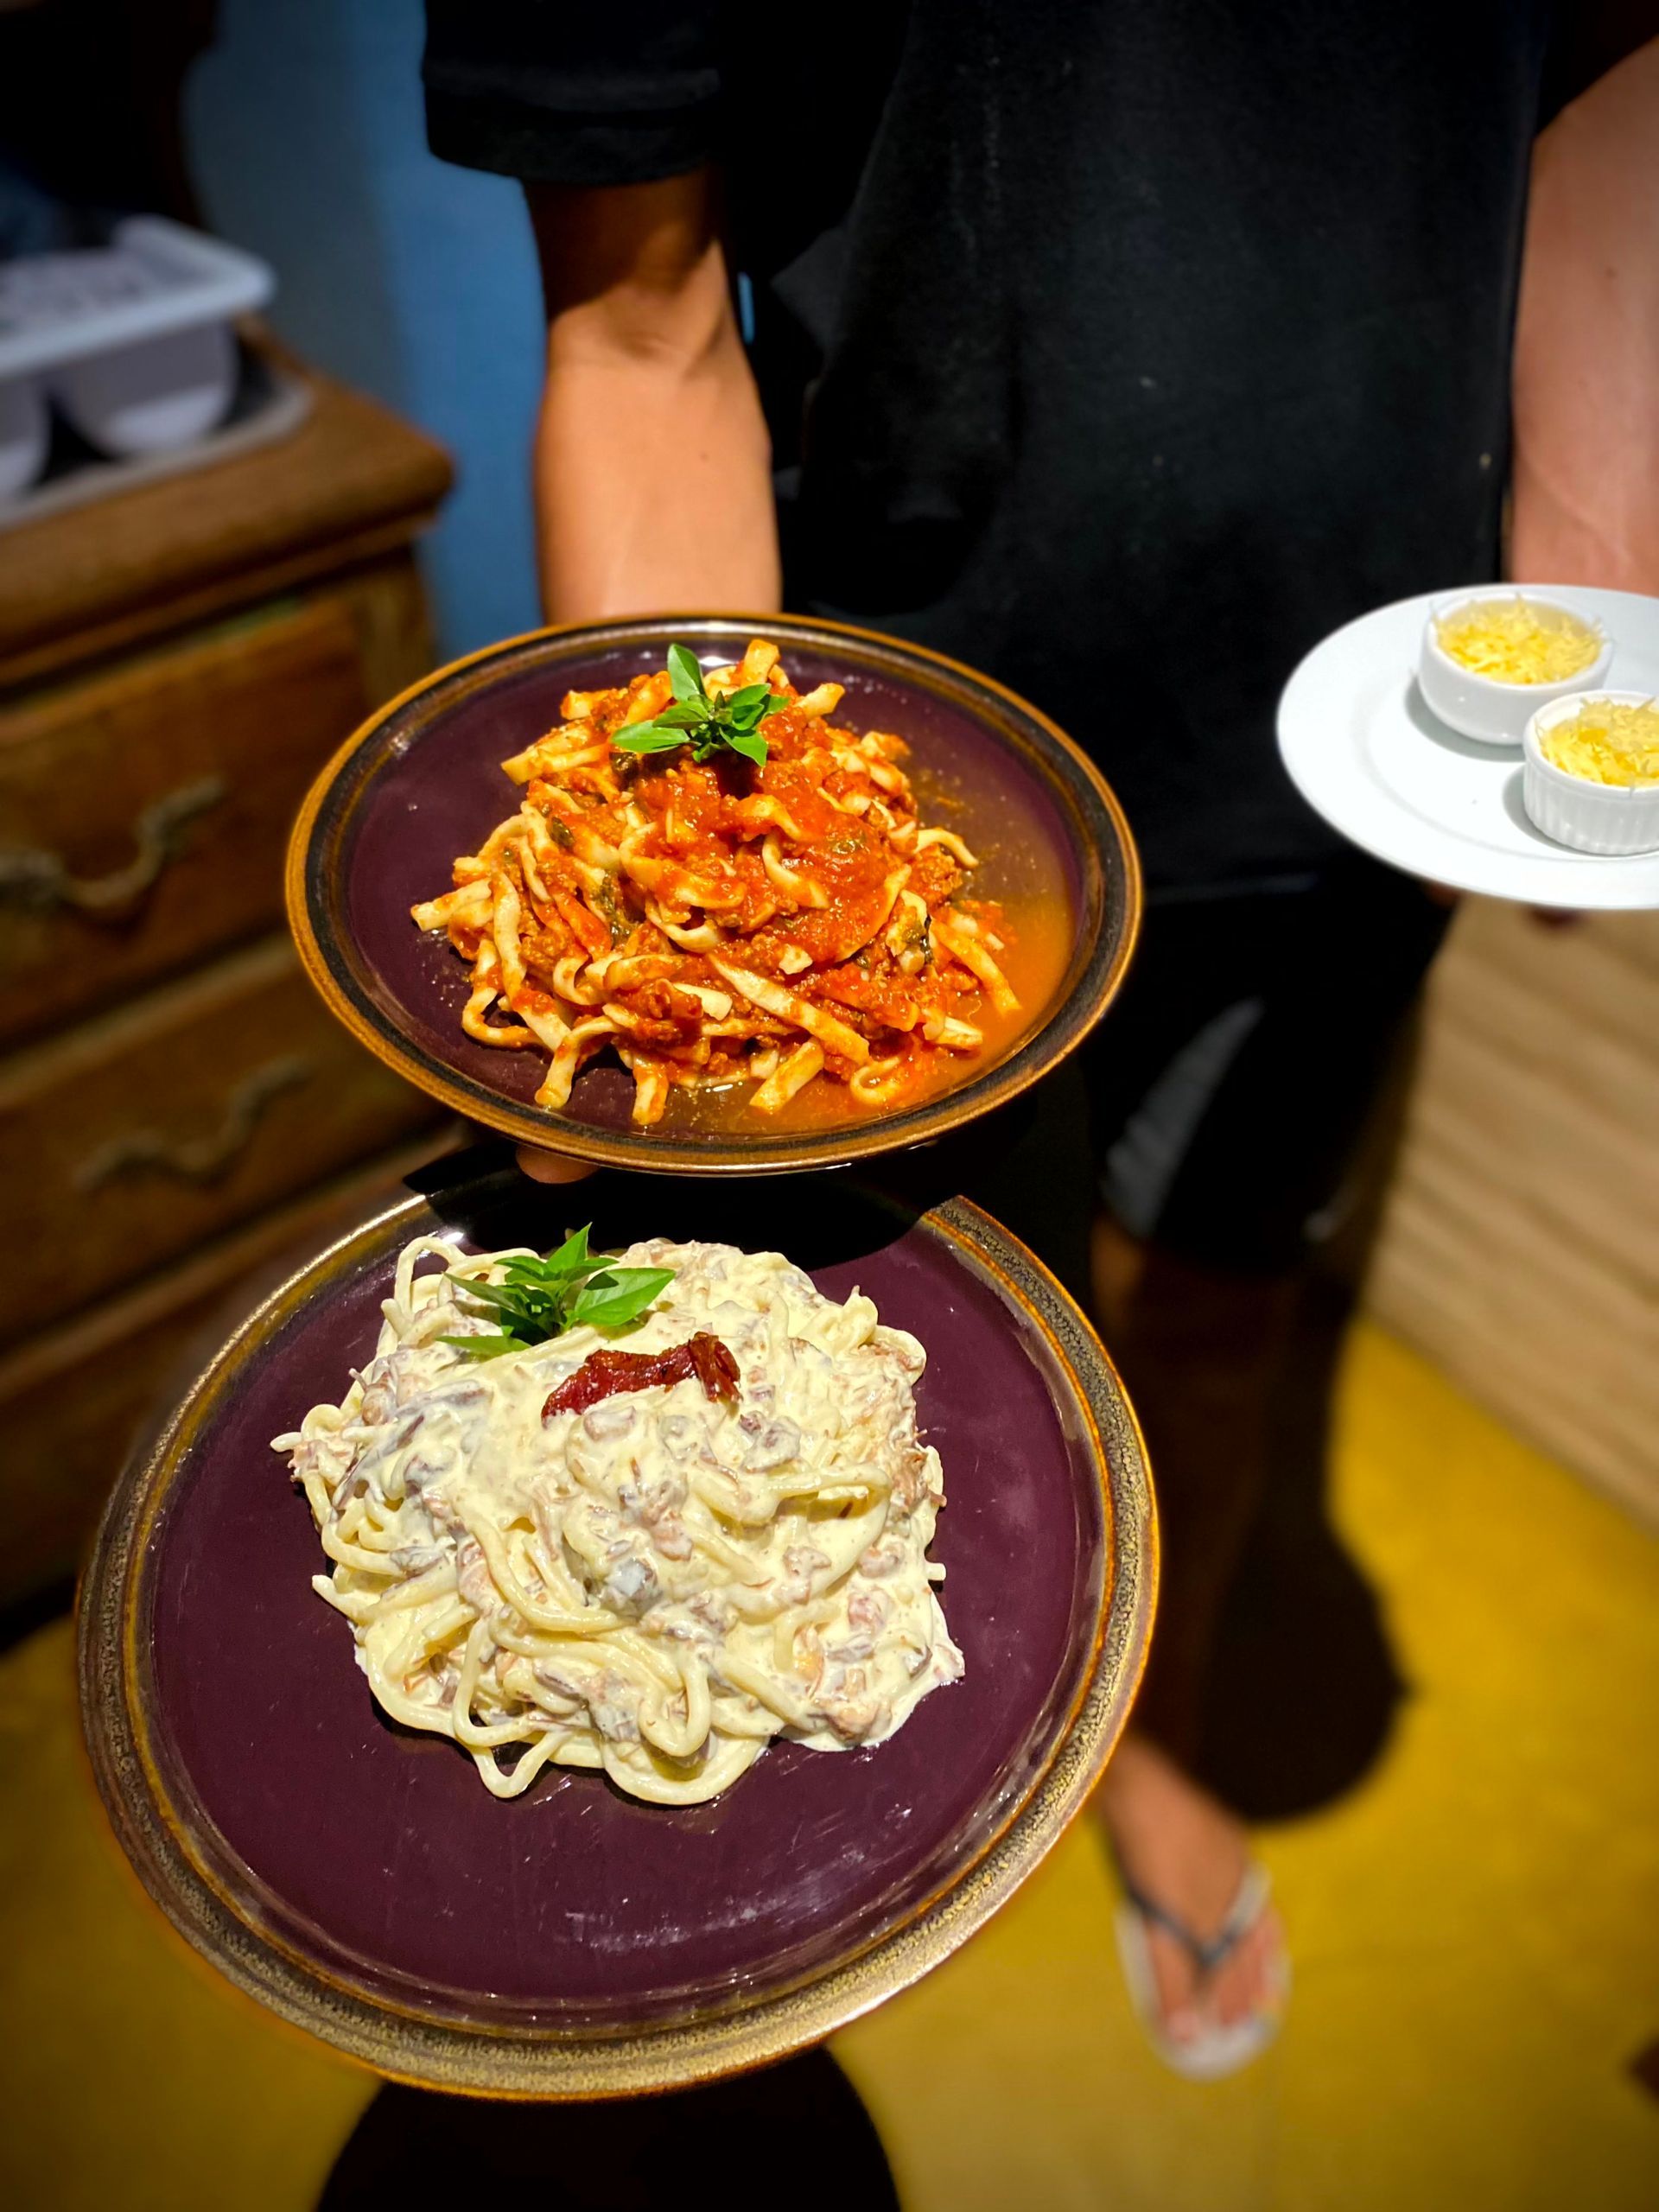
[[77, 1192, 1158, 2098], [283, 611, 1143, 1174]]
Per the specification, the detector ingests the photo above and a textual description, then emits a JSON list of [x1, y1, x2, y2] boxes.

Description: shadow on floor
[[320, 2049, 895, 2210], [1195, 1260, 1407, 1821], [1192, 1018, 1427, 1823]]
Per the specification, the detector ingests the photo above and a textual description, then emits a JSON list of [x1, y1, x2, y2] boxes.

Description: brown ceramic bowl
[[286, 615, 1141, 1173], [79, 1173, 1155, 2097]]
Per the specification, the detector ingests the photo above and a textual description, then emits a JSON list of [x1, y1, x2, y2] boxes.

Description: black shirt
[[424, 1, 1568, 891]]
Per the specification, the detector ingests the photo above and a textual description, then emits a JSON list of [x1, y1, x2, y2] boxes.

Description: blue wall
[[186, 0, 543, 658]]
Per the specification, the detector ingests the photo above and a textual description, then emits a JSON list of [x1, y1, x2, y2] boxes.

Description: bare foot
[[1092, 1733, 1285, 2045]]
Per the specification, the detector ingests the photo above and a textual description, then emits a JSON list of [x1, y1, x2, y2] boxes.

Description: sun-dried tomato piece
[[543, 1332, 741, 1419]]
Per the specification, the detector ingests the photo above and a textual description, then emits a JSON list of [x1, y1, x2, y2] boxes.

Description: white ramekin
[[1522, 691, 1659, 855], [1418, 586, 1613, 746]]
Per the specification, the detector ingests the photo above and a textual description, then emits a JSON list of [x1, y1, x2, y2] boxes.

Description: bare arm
[[526, 170, 781, 624], [1510, 38, 1659, 589], [516, 170, 779, 1180]]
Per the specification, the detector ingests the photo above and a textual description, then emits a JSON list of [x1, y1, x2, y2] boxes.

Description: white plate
[[1277, 584, 1659, 909]]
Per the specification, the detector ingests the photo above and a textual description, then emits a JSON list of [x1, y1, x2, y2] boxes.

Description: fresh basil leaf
[[725, 725, 769, 768], [614, 724, 690, 753], [500, 1268, 588, 1298], [458, 1295, 558, 1344], [571, 1267, 675, 1332], [442, 1229, 669, 1355], [666, 642, 708, 703], [544, 1224, 594, 1275], [620, 652, 792, 769]]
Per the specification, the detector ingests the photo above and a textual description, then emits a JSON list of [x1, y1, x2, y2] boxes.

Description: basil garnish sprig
[[442, 1226, 673, 1360], [613, 642, 789, 770]]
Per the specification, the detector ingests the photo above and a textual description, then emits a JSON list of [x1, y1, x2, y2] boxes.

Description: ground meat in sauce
[[543, 1332, 741, 1419]]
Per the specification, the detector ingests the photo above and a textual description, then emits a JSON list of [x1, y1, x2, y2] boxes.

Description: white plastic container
[[0, 217, 274, 474], [0, 372, 48, 498], [1522, 691, 1659, 856], [54, 319, 239, 456], [1418, 585, 1613, 746]]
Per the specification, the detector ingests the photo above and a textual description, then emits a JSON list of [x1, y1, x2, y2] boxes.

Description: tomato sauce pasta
[[410, 640, 1020, 1125]]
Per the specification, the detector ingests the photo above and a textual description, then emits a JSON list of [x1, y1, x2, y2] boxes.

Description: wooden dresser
[[0, 362, 457, 1611]]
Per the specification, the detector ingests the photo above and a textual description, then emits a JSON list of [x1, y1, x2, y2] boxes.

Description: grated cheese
[[1434, 596, 1601, 685], [1539, 698, 1659, 788]]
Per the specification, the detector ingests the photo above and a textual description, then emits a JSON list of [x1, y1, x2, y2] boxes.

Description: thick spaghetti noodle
[[410, 639, 1019, 1124], [275, 1234, 963, 1807]]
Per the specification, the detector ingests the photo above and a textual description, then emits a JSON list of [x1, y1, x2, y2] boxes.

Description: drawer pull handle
[[73, 1054, 315, 1191], [0, 775, 227, 916]]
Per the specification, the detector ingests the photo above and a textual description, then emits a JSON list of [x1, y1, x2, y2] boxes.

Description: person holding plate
[[420, 0, 1659, 2075]]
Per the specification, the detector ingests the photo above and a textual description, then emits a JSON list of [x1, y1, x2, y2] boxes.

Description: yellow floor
[[2, 1322, 1656, 2211]]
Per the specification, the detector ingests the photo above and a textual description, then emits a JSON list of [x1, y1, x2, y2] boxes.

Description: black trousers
[[971, 854, 1452, 1789], [975, 854, 1454, 1299]]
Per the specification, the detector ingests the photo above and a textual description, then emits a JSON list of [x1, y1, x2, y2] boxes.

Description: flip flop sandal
[[1112, 1859, 1290, 2081]]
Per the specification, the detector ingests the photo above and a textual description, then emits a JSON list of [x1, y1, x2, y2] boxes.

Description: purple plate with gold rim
[[79, 1173, 1155, 2097], [285, 614, 1141, 1174]]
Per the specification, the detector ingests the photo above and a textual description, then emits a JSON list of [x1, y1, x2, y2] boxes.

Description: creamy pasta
[[275, 1235, 963, 1806]]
